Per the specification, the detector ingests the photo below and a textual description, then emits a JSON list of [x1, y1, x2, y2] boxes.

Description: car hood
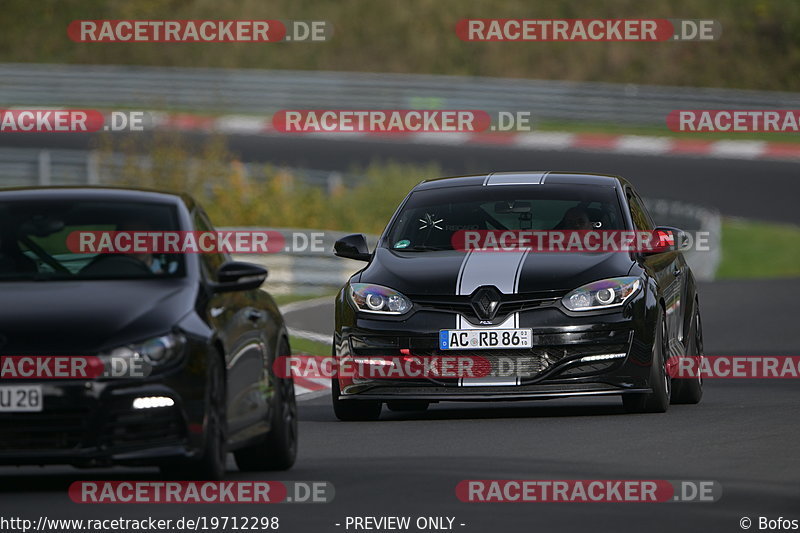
[[0, 280, 196, 354], [358, 248, 635, 296]]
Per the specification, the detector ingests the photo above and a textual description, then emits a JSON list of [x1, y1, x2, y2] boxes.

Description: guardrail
[[230, 229, 379, 296], [2, 63, 799, 125], [0, 147, 352, 192], [0, 147, 100, 187]]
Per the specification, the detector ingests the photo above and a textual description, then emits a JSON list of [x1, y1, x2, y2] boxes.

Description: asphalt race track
[[1, 280, 798, 533], [2, 131, 800, 224], [1, 135, 798, 532]]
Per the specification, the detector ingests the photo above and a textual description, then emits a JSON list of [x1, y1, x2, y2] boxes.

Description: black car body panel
[[358, 248, 636, 295], [333, 172, 699, 404], [0, 187, 291, 467]]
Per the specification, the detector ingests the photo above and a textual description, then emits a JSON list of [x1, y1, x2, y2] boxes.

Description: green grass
[[289, 336, 332, 357], [2, 0, 800, 91], [717, 219, 800, 279]]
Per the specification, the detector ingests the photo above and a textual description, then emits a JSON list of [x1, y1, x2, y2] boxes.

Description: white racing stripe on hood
[[454, 250, 530, 386], [454, 249, 530, 329]]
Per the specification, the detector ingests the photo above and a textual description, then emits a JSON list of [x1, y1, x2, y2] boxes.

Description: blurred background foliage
[[99, 132, 441, 234], [1, 0, 798, 90]]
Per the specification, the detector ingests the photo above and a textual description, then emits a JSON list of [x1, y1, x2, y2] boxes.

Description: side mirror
[[644, 226, 688, 254], [210, 261, 268, 292], [334, 234, 371, 262]]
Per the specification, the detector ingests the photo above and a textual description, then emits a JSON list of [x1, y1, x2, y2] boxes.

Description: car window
[[0, 199, 185, 281], [384, 184, 624, 251], [626, 192, 654, 232]]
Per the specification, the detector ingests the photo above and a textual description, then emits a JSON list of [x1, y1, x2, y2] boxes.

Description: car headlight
[[100, 333, 186, 377], [349, 283, 412, 315], [137, 333, 186, 365], [562, 277, 641, 312]]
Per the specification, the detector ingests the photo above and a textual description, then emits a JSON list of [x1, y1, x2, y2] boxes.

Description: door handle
[[673, 267, 682, 277]]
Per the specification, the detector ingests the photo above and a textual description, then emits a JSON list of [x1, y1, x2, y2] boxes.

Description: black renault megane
[[332, 172, 703, 420], [0, 187, 296, 477]]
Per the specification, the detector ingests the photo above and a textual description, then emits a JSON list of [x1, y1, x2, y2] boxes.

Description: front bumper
[[0, 377, 203, 467], [334, 290, 657, 402]]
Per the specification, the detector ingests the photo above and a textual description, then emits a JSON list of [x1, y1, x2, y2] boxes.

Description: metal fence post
[[87, 150, 100, 185], [37, 150, 51, 185]]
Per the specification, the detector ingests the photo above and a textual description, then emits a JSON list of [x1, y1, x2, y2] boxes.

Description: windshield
[[384, 184, 625, 251], [0, 199, 186, 281]]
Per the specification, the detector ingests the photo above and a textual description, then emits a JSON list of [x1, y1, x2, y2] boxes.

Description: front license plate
[[0, 385, 43, 412], [440, 328, 533, 350]]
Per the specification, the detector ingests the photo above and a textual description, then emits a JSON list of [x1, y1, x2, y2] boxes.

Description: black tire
[[234, 340, 297, 471], [386, 401, 429, 412], [161, 348, 227, 480], [671, 304, 704, 404], [331, 377, 382, 421], [622, 308, 671, 414]]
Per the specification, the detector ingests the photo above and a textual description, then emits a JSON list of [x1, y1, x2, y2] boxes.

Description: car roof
[[414, 171, 629, 191], [0, 186, 196, 208]]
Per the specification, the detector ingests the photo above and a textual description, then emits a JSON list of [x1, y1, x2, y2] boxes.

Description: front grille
[[469, 352, 554, 377], [559, 360, 618, 376], [411, 291, 564, 324], [0, 407, 91, 451], [412, 343, 628, 380], [101, 404, 185, 450], [0, 391, 186, 454]]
